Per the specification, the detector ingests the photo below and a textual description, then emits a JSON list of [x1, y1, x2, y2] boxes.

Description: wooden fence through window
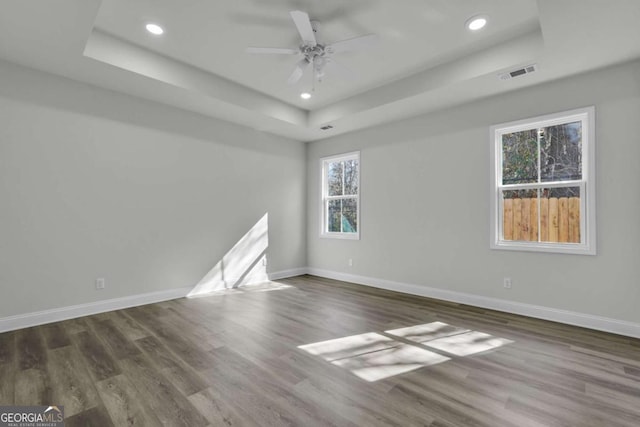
[[503, 197, 580, 243]]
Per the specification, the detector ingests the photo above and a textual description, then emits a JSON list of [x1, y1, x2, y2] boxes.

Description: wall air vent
[[320, 125, 334, 130], [499, 64, 538, 80]]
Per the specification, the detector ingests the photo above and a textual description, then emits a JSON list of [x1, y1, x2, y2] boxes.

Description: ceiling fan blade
[[325, 59, 356, 80], [287, 58, 310, 85], [290, 10, 317, 47], [246, 47, 299, 55], [326, 34, 379, 54]]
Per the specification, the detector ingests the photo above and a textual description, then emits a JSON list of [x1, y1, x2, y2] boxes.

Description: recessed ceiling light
[[466, 16, 487, 31], [300, 92, 312, 100], [146, 23, 164, 35]]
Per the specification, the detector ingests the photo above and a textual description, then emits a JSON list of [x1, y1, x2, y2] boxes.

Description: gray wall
[[2, 57, 639, 325], [307, 59, 640, 324], [0, 61, 307, 317]]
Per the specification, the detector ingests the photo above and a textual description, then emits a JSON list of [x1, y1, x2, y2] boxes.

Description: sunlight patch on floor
[[386, 321, 470, 343], [299, 333, 449, 382], [299, 321, 513, 382], [299, 332, 398, 361], [332, 343, 450, 382], [418, 330, 513, 357], [241, 281, 294, 293], [189, 280, 293, 298], [387, 321, 513, 357]]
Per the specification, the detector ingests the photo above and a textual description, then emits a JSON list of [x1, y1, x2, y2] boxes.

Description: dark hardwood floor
[[1, 275, 639, 426]]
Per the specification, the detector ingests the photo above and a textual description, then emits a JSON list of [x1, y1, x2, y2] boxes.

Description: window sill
[[491, 240, 596, 255], [320, 232, 360, 240]]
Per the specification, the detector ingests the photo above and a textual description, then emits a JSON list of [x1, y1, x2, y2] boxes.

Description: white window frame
[[320, 151, 360, 240], [490, 107, 596, 255]]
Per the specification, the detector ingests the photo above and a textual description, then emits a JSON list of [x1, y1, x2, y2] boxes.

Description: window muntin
[[490, 107, 595, 254], [321, 152, 360, 239]]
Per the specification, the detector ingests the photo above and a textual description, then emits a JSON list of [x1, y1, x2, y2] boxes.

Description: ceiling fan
[[246, 10, 379, 85]]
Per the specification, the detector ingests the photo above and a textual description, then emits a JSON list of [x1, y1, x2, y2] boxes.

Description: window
[[321, 152, 360, 239], [490, 107, 595, 255]]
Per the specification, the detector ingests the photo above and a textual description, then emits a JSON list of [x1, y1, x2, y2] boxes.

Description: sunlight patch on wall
[[188, 213, 269, 297]]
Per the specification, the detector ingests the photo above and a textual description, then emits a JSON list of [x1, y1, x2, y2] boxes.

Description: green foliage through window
[[502, 121, 582, 198], [323, 154, 359, 236], [492, 107, 594, 254]]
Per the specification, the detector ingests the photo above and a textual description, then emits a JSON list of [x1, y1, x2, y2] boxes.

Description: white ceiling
[[93, 0, 540, 108], [1, 0, 640, 142]]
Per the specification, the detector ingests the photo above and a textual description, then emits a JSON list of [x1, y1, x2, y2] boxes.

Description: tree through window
[[321, 152, 360, 239], [490, 107, 596, 255]]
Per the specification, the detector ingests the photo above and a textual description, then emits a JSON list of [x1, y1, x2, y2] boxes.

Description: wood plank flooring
[[1, 275, 639, 426]]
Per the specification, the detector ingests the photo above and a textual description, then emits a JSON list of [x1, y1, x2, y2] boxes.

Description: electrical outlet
[[262, 257, 268, 266], [95, 277, 106, 290], [503, 277, 512, 289], [348, 258, 353, 267]]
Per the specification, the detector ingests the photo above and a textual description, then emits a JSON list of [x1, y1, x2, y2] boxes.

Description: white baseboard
[[0, 268, 307, 333], [269, 267, 309, 281], [4, 267, 638, 339], [0, 286, 192, 333], [306, 268, 640, 339], [187, 273, 270, 298]]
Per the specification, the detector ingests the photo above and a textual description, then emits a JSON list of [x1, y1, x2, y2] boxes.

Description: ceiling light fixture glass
[[146, 23, 164, 35], [466, 16, 487, 31], [300, 92, 312, 100]]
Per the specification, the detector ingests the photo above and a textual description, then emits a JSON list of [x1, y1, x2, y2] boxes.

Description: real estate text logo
[[0, 406, 64, 427]]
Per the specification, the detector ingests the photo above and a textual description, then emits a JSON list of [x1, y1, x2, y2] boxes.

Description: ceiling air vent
[[499, 64, 538, 80], [320, 125, 334, 130]]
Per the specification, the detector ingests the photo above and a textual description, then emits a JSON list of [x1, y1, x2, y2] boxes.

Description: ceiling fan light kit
[[246, 10, 379, 88]]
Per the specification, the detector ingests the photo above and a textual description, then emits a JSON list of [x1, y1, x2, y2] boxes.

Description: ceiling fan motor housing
[[302, 44, 326, 61], [304, 19, 328, 75], [246, 11, 379, 85]]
